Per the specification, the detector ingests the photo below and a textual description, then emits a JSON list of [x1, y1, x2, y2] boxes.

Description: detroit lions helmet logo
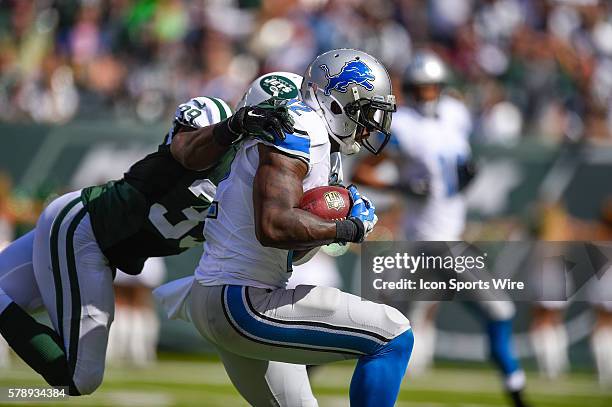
[[320, 59, 375, 96]]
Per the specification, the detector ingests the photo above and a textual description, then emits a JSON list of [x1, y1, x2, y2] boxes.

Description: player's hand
[[400, 178, 430, 197], [229, 97, 295, 143], [394, 158, 431, 197], [346, 184, 378, 242]]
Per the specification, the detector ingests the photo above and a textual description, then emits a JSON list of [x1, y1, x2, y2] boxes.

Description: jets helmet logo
[[260, 75, 299, 99], [320, 59, 375, 96], [324, 191, 346, 211]]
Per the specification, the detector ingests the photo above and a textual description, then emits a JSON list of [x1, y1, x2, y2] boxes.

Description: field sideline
[[0, 356, 610, 406]]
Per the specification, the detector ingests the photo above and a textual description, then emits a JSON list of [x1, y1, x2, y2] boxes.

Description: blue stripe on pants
[[224, 286, 382, 355]]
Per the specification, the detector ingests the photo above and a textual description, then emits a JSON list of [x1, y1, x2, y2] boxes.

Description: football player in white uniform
[[353, 50, 529, 407], [107, 257, 167, 366], [159, 49, 414, 407], [237, 72, 345, 291], [529, 204, 612, 384]]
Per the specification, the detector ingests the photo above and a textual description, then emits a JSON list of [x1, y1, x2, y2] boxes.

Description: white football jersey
[[391, 95, 472, 240], [195, 99, 331, 289]]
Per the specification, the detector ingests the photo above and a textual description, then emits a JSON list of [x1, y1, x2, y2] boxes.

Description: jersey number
[[148, 179, 217, 248], [287, 99, 310, 116], [178, 105, 202, 125], [438, 154, 466, 196]]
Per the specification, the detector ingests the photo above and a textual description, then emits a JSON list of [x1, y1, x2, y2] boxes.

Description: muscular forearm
[[351, 153, 392, 189], [254, 145, 345, 250], [254, 145, 366, 250], [258, 208, 337, 250], [170, 125, 230, 171]]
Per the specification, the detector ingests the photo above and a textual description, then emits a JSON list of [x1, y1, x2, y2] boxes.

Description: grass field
[[0, 356, 610, 406]]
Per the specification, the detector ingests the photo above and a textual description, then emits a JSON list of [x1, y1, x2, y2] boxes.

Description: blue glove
[[347, 185, 378, 241]]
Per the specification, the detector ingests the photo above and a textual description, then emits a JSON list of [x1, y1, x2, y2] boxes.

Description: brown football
[[298, 186, 351, 221]]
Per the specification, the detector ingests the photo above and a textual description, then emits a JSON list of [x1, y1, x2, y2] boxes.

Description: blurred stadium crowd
[[1, 0, 612, 144], [2, 0, 612, 394]]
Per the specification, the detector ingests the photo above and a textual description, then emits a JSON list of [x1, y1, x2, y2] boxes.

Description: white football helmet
[[236, 72, 303, 109], [404, 50, 448, 85], [301, 49, 396, 155], [403, 50, 448, 117]]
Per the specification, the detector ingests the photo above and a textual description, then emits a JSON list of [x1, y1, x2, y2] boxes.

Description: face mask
[[344, 94, 396, 154]]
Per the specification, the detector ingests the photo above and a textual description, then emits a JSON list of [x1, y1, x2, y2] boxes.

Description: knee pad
[[347, 298, 411, 343]]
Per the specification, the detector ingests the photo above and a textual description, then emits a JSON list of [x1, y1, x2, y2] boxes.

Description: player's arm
[[170, 124, 231, 171], [253, 145, 373, 250], [253, 145, 335, 250], [353, 150, 431, 197], [171, 98, 294, 171], [351, 152, 391, 189]]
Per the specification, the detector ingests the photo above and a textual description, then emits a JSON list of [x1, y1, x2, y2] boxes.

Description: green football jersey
[[81, 97, 235, 274]]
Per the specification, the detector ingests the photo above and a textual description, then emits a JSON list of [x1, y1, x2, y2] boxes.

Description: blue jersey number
[[287, 99, 311, 116], [438, 154, 467, 196]]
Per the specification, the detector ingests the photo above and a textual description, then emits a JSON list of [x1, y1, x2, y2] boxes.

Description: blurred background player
[[353, 50, 528, 407], [107, 257, 166, 366], [587, 200, 612, 386], [529, 208, 571, 380], [531, 198, 612, 385], [0, 173, 42, 370]]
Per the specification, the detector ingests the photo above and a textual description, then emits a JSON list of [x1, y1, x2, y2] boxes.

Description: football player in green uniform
[[0, 94, 294, 395]]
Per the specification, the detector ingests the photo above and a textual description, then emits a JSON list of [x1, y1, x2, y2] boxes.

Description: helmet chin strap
[[330, 132, 361, 154]]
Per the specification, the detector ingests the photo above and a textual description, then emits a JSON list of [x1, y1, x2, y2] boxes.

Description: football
[[298, 186, 351, 221]]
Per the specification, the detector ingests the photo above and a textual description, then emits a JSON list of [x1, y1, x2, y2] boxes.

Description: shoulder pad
[[268, 129, 312, 164], [287, 100, 329, 148], [257, 98, 329, 164]]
